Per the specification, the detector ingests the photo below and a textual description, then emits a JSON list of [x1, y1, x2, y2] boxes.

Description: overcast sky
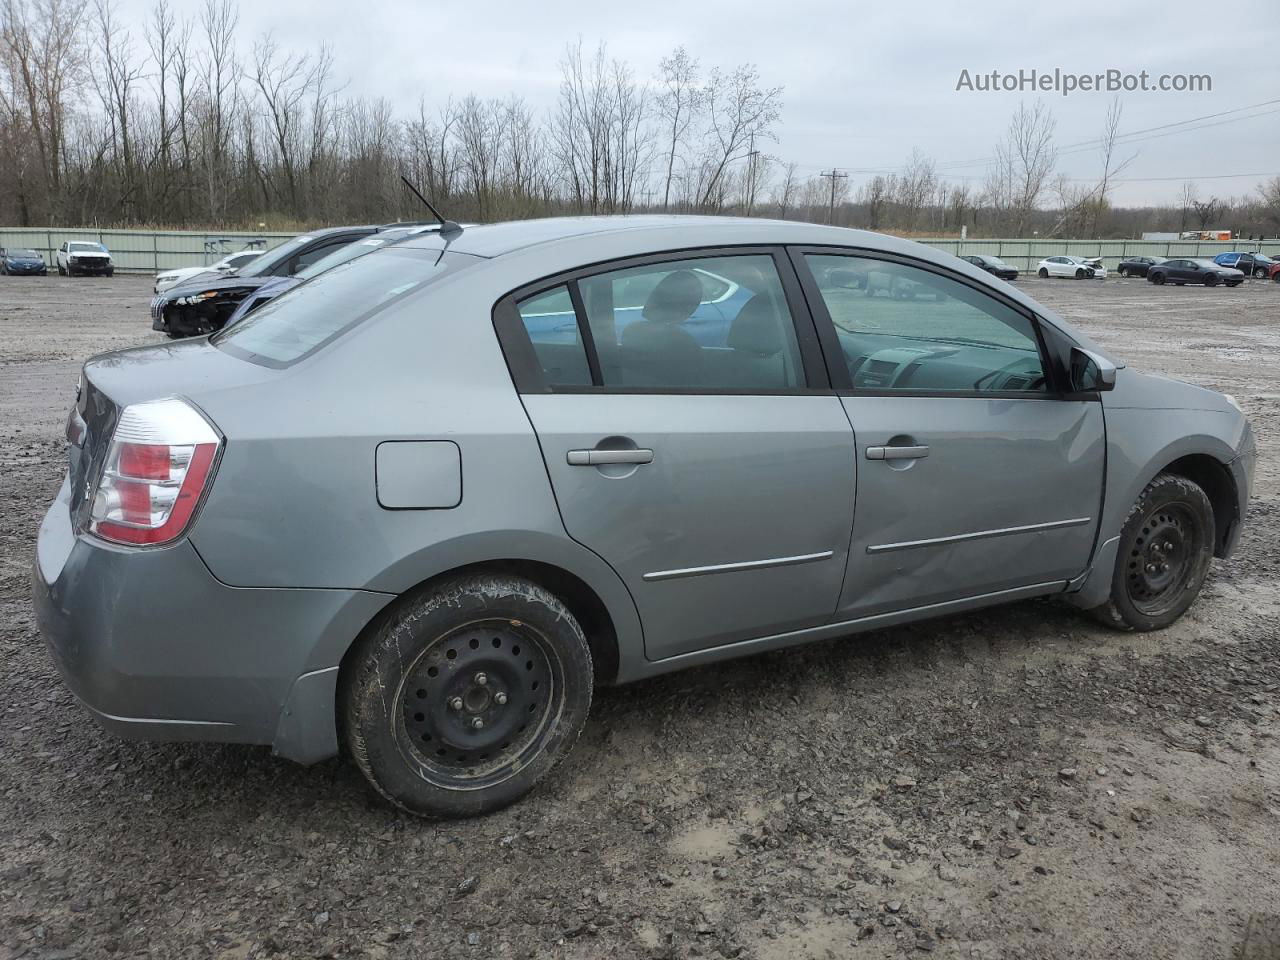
[[123, 0, 1279, 207]]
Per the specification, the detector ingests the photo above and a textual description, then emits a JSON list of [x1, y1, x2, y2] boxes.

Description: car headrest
[[727, 295, 784, 357], [642, 270, 703, 324]]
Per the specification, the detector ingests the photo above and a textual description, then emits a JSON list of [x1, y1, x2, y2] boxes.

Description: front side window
[[805, 254, 1048, 394], [576, 254, 804, 391]]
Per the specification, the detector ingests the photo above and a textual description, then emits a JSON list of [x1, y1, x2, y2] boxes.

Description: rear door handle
[[567, 448, 654, 466], [865, 445, 929, 461]]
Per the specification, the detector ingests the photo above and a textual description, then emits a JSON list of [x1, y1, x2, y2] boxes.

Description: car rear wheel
[[341, 574, 594, 818], [1150, 272, 1164, 284], [1038, 267, 1049, 278], [1254, 268, 1267, 279], [1089, 473, 1215, 632], [1118, 268, 1128, 277], [57, 264, 65, 276]]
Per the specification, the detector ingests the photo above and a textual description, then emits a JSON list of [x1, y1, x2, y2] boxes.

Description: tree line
[[3, 0, 1279, 237]]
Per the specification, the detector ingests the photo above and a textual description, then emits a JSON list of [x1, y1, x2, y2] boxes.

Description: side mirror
[[1071, 347, 1117, 392]]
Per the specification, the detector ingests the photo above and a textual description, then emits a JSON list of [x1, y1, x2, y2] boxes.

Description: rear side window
[[515, 285, 591, 387], [578, 254, 804, 391], [214, 247, 467, 367]]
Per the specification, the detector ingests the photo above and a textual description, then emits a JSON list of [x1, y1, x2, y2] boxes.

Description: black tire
[[1254, 268, 1267, 279], [1089, 474, 1215, 632], [1204, 274, 1218, 287], [341, 574, 593, 818], [57, 264, 65, 276], [1119, 268, 1128, 277], [1074, 268, 1085, 279], [105, 268, 114, 277], [1038, 267, 1049, 278]]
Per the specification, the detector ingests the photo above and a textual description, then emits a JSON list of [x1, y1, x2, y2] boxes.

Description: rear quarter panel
[[185, 265, 645, 671]]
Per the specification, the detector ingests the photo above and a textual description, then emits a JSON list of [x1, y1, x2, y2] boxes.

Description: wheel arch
[[1156, 452, 1239, 557], [338, 558, 624, 690]]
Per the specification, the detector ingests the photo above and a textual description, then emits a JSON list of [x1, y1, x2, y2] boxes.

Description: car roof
[[391, 214, 1116, 363]]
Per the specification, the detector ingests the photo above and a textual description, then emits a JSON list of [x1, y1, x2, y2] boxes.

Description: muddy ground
[[1, 274, 1277, 960]]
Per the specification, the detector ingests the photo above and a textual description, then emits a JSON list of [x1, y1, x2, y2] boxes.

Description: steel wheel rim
[[1125, 503, 1201, 616], [393, 618, 562, 792]]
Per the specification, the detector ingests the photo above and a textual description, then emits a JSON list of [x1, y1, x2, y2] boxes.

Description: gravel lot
[[2, 274, 1278, 960]]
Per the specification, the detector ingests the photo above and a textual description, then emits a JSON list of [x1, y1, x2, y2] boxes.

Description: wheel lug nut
[[474, 672, 488, 686], [471, 717, 484, 730], [1146, 563, 1157, 573], [495, 692, 508, 706], [448, 697, 463, 711]]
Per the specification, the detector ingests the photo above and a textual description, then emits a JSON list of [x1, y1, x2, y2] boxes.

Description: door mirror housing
[[1071, 347, 1117, 392]]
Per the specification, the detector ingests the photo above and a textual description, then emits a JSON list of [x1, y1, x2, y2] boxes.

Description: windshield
[[213, 246, 470, 366], [295, 231, 413, 281], [7, 249, 39, 258], [983, 256, 1009, 267], [236, 235, 314, 278], [69, 242, 107, 253]]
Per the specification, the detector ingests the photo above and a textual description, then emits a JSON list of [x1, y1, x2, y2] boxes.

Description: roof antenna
[[400, 174, 462, 238]]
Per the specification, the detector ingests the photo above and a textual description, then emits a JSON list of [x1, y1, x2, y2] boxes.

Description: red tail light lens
[[89, 398, 221, 546]]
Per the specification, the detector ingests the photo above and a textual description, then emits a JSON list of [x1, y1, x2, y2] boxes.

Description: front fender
[[1067, 404, 1252, 609]]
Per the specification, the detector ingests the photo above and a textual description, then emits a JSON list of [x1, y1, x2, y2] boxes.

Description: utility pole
[[820, 169, 848, 224]]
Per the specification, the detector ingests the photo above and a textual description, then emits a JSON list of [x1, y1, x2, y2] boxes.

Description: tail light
[[88, 398, 221, 546]]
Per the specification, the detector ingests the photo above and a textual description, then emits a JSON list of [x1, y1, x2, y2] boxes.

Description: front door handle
[[567, 448, 654, 466], [866, 445, 929, 461]]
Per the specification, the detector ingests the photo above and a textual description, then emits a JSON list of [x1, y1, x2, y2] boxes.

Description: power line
[[781, 98, 1280, 184]]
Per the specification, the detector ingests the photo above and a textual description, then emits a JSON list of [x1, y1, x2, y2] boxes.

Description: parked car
[[151, 226, 385, 338], [56, 241, 113, 276], [35, 216, 1255, 818], [1212, 252, 1276, 279], [1147, 258, 1244, 286], [221, 226, 443, 329], [1036, 255, 1106, 279], [1116, 256, 1163, 278], [154, 250, 263, 294], [0, 247, 47, 275], [959, 254, 1018, 281]]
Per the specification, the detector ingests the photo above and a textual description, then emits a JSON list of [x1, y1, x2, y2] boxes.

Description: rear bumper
[[32, 476, 391, 763]]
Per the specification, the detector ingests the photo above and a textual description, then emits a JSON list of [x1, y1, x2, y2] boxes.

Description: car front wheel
[[1090, 473, 1215, 632], [341, 574, 594, 818], [1038, 267, 1049, 278]]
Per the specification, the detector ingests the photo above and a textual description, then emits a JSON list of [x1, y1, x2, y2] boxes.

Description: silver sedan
[[34, 216, 1255, 817]]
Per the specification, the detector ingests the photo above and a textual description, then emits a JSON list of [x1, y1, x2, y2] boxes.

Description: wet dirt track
[[1, 274, 1278, 959]]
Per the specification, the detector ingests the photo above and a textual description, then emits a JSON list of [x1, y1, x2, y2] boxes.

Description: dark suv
[[151, 226, 382, 338]]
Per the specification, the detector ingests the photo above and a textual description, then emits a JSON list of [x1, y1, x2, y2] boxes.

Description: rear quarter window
[[213, 246, 471, 367]]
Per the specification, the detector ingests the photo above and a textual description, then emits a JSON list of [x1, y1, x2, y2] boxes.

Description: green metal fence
[[2, 226, 1278, 275]]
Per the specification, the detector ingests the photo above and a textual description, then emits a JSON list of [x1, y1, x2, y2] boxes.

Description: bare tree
[[772, 160, 799, 218], [1190, 195, 1220, 230], [1090, 96, 1136, 237], [1257, 176, 1280, 230], [654, 46, 700, 211], [985, 100, 1057, 235], [194, 0, 239, 222], [0, 0, 86, 222], [696, 63, 781, 211]]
